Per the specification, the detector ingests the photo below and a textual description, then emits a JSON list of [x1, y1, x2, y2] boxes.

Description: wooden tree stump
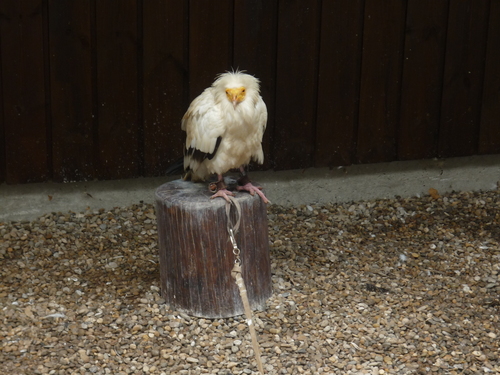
[[155, 179, 272, 318]]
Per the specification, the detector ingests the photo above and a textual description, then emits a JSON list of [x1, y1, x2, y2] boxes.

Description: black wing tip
[[186, 136, 222, 163]]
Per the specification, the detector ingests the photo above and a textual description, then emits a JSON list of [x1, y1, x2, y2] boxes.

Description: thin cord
[[225, 198, 265, 374]]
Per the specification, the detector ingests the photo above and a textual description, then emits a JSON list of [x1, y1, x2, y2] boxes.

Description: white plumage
[[181, 71, 269, 202]]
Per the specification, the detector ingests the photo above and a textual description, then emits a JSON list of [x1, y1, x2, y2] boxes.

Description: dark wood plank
[[273, 0, 321, 170], [357, 0, 407, 164], [398, 0, 448, 161], [188, 0, 233, 101], [233, 0, 278, 170], [95, 0, 140, 180], [479, 0, 500, 155], [0, 0, 48, 184], [143, 0, 188, 176], [315, 0, 364, 168], [438, 0, 490, 158], [48, 1, 94, 182]]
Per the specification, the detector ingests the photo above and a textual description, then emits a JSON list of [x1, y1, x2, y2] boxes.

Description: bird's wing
[[256, 97, 267, 140], [250, 96, 268, 164], [182, 89, 225, 171]]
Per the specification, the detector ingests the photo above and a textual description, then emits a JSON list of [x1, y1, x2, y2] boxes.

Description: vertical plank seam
[[353, 0, 366, 164], [187, 0, 192, 100], [183, 0, 191, 117], [43, 0, 53, 180], [0, 18, 5, 183], [270, 1, 282, 170], [267, 1, 279, 171], [476, 0, 492, 153], [229, 0, 235, 69], [435, 0, 451, 158], [478, 1, 500, 155], [90, 0, 99, 179], [137, 0, 145, 176], [395, 1, 410, 161], [262, 2, 278, 170], [354, 0, 367, 164], [436, 1, 452, 158], [311, 0, 322, 168]]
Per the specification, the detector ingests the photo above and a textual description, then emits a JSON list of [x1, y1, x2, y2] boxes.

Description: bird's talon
[[210, 189, 235, 202], [237, 182, 269, 203]]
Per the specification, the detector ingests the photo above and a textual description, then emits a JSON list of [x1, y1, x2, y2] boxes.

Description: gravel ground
[[1, 189, 499, 374]]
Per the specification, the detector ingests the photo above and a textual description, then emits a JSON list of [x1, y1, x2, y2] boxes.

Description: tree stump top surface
[[155, 179, 260, 208]]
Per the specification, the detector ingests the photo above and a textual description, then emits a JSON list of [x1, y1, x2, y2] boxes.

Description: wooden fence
[[0, 0, 499, 184]]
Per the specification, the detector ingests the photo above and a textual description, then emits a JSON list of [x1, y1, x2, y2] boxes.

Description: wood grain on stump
[[155, 179, 272, 318]]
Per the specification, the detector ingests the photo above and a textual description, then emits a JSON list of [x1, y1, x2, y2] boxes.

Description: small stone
[[131, 324, 143, 332], [78, 349, 90, 362]]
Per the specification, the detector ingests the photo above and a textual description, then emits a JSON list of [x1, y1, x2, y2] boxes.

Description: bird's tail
[[165, 157, 184, 176]]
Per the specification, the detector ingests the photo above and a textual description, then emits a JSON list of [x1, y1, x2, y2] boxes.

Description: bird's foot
[[236, 176, 270, 204], [210, 189, 235, 202], [209, 180, 235, 202]]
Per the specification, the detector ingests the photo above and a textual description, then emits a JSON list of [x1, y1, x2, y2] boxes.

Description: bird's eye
[[242, 89, 245, 92]]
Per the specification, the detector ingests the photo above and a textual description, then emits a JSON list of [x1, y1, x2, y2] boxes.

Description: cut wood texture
[[155, 180, 272, 318]]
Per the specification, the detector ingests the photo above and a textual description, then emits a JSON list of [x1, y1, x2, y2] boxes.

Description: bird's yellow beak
[[225, 87, 246, 108]]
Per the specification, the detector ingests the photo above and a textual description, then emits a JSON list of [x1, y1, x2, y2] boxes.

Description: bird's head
[[225, 87, 246, 108], [213, 70, 260, 110]]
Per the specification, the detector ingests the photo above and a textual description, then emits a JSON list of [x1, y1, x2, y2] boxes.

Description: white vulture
[[180, 70, 269, 203]]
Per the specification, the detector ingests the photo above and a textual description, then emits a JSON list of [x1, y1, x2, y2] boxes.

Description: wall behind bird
[[0, 0, 498, 184]]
